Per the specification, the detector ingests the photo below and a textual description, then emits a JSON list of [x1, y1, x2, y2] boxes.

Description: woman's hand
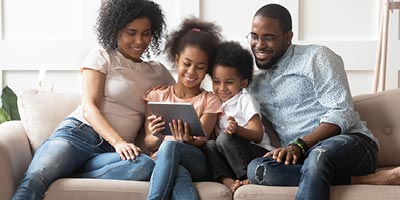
[[146, 84, 169, 95], [113, 141, 141, 160], [170, 119, 193, 143], [263, 145, 302, 165]]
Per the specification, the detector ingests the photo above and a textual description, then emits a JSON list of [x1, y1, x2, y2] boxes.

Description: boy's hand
[[224, 116, 238, 136]]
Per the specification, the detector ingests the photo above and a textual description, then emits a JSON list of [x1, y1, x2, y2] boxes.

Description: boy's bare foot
[[221, 177, 241, 193], [240, 179, 251, 186], [353, 167, 400, 185]]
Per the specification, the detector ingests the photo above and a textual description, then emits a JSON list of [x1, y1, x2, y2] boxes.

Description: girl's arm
[[81, 69, 140, 160], [225, 114, 263, 143]]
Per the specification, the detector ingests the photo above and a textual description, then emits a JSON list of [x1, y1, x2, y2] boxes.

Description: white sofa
[[1, 88, 400, 200]]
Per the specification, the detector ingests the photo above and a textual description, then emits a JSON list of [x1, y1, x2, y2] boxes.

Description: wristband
[[289, 138, 308, 155]]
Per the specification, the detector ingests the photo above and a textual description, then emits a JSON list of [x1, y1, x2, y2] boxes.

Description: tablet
[[147, 102, 206, 136]]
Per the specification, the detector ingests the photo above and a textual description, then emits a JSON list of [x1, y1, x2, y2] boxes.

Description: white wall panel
[[0, 0, 399, 96], [299, 0, 379, 41], [201, 0, 274, 41], [3, 0, 82, 40]]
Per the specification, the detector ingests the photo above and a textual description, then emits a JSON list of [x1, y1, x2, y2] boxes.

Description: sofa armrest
[[0, 120, 32, 199]]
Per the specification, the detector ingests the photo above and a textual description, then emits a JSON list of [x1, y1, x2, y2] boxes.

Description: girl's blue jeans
[[147, 140, 210, 200], [12, 117, 155, 200]]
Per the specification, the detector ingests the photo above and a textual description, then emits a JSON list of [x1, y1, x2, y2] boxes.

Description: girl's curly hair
[[164, 17, 222, 72], [97, 0, 166, 57]]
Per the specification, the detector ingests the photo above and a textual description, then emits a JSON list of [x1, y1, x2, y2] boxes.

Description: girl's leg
[[171, 165, 198, 200], [74, 152, 155, 181], [147, 141, 181, 200]]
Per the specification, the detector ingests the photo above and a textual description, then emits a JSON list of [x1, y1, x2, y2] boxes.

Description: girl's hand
[[148, 115, 166, 139], [113, 141, 141, 160], [224, 116, 238, 136], [170, 119, 193, 143]]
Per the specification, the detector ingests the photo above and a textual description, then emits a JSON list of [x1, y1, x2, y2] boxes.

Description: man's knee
[[247, 157, 270, 184]]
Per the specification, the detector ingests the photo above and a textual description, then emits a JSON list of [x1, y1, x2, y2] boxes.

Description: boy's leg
[[202, 140, 234, 181], [216, 133, 267, 180]]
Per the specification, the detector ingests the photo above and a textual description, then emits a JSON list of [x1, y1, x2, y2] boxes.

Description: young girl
[[12, 0, 175, 199], [144, 17, 223, 200], [203, 41, 274, 192]]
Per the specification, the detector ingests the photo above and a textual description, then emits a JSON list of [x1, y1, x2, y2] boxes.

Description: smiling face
[[175, 46, 209, 90], [250, 16, 293, 70], [117, 17, 152, 62], [212, 65, 248, 102]]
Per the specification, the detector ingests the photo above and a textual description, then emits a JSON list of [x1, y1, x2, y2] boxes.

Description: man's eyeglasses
[[246, 33, 279, 45]]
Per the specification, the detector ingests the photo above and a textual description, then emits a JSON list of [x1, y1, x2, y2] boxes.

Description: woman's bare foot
[[221, 177, 241, 193], [353, 167, 400, 185]]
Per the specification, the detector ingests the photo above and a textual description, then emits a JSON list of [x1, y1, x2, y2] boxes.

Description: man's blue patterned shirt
[[249, 44, 377, 147]]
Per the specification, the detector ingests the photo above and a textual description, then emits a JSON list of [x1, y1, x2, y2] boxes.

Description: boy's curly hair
[[209, 41, 254, 84], [97, 0, 166, 57]]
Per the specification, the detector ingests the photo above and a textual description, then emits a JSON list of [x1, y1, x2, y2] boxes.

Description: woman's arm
[[81, 69, 140, 160]]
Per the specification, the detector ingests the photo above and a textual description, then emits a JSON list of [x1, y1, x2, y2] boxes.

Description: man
[[246, 4, 379, 200]]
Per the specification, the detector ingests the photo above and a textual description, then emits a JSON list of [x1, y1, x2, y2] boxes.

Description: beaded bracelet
[[289, 138, 308, 155]]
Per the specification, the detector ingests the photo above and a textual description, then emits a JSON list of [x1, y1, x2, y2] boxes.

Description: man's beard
[[255, 55, 279, 70]]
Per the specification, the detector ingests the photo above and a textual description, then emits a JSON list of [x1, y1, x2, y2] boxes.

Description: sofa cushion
[[353, 88, 400, 166], [44, 179, 232, 200], [17, 89, 81, 152]]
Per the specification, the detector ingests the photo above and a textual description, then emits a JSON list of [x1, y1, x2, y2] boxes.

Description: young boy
[[203, 41, 274, 193]]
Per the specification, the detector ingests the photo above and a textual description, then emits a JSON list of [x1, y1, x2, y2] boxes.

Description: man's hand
[[263, 145, 302, 165]]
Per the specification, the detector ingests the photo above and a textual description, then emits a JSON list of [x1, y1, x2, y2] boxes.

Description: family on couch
[[11, 0, 400, 200]]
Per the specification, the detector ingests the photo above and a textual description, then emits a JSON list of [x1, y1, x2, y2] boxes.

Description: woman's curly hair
[[97, 0, 166, 57], [164, 17, 222, 72]]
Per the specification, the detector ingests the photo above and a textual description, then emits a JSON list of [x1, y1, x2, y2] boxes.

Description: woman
[[12, 0, 175, 199]]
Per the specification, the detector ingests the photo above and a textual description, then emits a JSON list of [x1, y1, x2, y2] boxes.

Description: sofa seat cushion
[[44, 179, 231, 200], [234, 184, 400, 200]]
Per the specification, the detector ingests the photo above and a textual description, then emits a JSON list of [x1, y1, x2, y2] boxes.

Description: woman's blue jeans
[[12, 117, 155, 200], [247, 133, 378, 200], [147, 140, 210, 200]]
